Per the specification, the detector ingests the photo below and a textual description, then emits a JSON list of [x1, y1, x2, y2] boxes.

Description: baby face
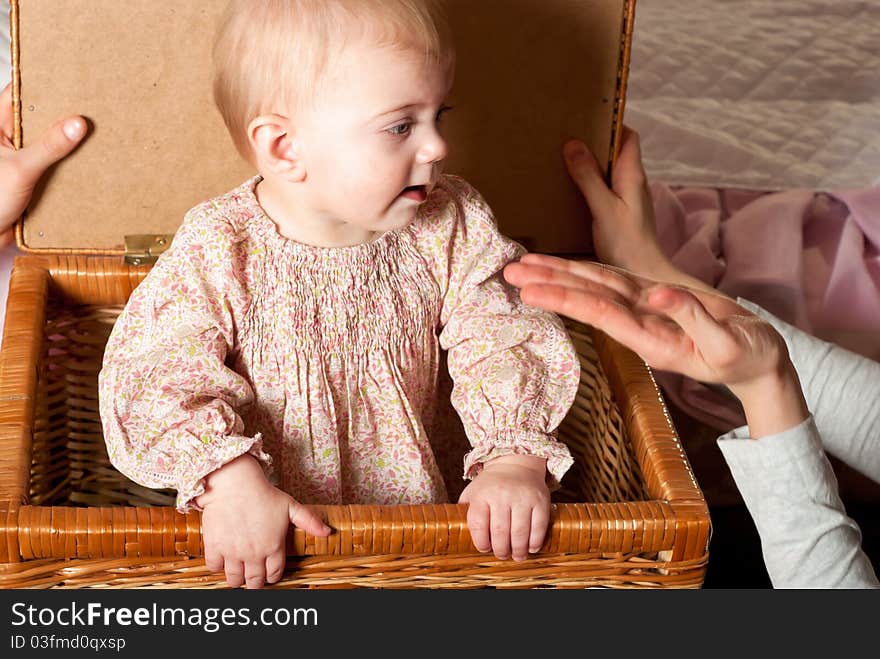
[[295, 41, 453, 239]]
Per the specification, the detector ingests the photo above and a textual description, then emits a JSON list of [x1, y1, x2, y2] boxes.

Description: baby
[[99, 0, 579, 588]]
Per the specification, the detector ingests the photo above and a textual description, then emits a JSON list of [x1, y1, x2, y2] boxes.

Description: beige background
[[15, 0, 628, 254]]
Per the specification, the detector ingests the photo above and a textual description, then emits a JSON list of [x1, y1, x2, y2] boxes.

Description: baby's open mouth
[[400, 185, 428, 202]]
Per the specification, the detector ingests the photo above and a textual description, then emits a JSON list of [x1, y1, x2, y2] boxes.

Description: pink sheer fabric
[[650, 183, 880, 430]]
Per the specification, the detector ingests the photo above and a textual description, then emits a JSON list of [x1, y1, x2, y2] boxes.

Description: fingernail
[[564, 140, 588, 162], [322, 524, 332, 534], [63, 118, 85, 141]]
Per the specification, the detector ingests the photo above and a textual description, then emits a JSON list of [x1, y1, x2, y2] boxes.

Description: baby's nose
[[418, 132, 448, 164]]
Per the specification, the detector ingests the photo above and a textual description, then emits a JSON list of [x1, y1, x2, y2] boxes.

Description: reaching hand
[[0, 83, 87, 247], [505, 254, 775, 387], [504, 255, 809, 437]]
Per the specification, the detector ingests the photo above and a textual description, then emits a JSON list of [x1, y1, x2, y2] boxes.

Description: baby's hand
[[196, 454, 331, 589], [459, 454, 550, 561]]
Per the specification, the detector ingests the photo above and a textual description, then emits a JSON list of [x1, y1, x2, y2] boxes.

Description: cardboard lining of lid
[[13, 0, 633, 255]]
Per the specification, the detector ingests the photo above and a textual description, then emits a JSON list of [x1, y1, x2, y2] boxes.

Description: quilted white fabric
[[0, 5, 8, 88], [627, 0, 880, 190]]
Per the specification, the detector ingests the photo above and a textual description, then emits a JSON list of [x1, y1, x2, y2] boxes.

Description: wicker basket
[[0, 255, 708, 589], [0, 0, 709, 588]]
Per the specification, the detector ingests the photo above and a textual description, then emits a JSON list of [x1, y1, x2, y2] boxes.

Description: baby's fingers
[[510, 507, 532, 562], [490, 508, 512, 560], [465, 500, 492, 553], [204, 546, 224, 574], [224, 559, 245, 589], [529, 504, 550, 555], [244, 560, 267, 590], [288, 501, 332, 537], [266, 552, 286, 585]]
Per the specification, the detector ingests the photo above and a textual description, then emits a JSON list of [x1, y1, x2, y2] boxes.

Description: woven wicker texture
[[0, 256, 709, 588]]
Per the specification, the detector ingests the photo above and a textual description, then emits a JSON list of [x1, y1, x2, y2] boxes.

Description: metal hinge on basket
[[124, 234, 174, 265]]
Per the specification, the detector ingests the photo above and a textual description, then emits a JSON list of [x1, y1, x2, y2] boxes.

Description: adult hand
[[504, 254, 809, 437], [563, 127, 665, 272], [563, 127, 710, 292], [0, 83, 87, 247]]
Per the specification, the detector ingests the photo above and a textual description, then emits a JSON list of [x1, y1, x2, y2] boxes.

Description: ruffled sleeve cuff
[[173, 433, 274, 512], [462, 430, 574, 490]]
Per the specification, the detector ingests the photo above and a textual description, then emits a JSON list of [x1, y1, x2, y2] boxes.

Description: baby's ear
[[247, 114, 306, 182]]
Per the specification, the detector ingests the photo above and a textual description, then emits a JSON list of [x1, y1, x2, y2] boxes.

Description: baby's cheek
[[340, 170, 381, 205]]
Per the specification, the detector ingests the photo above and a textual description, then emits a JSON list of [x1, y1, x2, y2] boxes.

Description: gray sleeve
[[718, 417, 879, 588], [737, 298, 880, 483]]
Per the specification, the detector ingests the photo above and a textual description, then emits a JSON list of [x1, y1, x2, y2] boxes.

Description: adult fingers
[[224, 559, 245, 589], [0, 228, 14, 250], [1, 83, 12, 138], [489, 506, 512, 560], [509, 507, 532, 562], [516, 282, 639, 335], [244, 560, 267, 590], [12, 115, 87, 186], [265, 552, 286, 585], [288, 500, 332, 537], [647, 286, 736, 363], [562, 138, 617, 222], [518, 254, 645, 291], [611, 126, 650, 203], [518, 282, 682, 366], [465, 499, 492, 553], [504, 260, 634, 307], [514, 254, 642, 300]]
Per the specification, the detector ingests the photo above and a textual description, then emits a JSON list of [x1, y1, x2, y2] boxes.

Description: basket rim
[[0, 255, 708, 567]]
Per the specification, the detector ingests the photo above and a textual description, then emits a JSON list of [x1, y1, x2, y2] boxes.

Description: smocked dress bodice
[[99, 175, 580, 510]]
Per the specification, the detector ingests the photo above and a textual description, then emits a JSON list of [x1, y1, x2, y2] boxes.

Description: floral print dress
[[99, 174, 580, 511]]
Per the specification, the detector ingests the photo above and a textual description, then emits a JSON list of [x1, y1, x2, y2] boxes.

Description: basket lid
[[12, 0, 633, 257]]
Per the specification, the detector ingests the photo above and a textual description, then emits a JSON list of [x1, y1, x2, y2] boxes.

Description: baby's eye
[[436, 105, 453, 122], [387, 122, 412, 137]]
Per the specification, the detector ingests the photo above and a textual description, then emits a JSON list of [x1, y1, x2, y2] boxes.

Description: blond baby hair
[[213, 0, 454, 161]]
